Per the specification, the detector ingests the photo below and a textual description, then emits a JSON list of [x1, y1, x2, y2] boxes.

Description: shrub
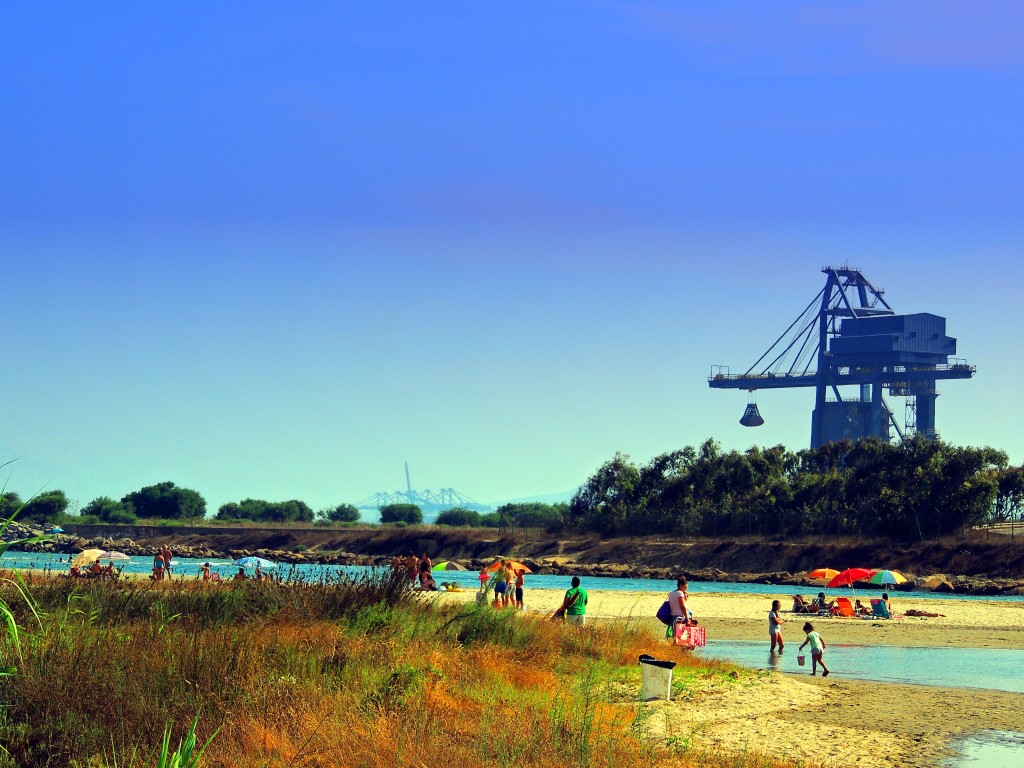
[[435, 508, 481, 527], [379, 504, 422, 525]]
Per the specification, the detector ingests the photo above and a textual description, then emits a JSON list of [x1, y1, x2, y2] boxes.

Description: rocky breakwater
[[9, 530, 1024, 596]]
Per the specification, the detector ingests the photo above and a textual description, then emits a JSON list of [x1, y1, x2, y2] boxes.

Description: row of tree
[[567, 437, 1024, 541], [9, 436, 1022, 540], [1, 482, 367, 526], [434, 502, 567, 530]]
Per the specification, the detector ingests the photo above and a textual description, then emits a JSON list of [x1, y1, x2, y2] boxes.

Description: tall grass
[[0, 571, 804, 768]]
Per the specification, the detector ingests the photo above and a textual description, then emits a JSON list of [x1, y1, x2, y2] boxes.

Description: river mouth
[[695, 640, 1024, 694], [943, 730, 1024, 767]]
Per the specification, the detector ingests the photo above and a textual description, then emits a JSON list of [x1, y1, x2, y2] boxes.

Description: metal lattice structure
[[709, 266, 976, 447], [355, 463, 490, 514]]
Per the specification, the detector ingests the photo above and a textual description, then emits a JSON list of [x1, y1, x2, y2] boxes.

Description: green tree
[[122, 482, 206, 520], [0, 493, 22, 521], [216, 498, 314, 523], [82, 496, 138, 524], [568, 453, 642, 535], [20, 490, 68, 525], [321, 503, 361, 523], [379, 503, 422, 525], [494, 502, 565, 531], [435, 507, 481, 526]]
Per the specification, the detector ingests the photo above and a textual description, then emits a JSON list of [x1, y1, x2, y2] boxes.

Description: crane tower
[[708, 266, 975, 447]]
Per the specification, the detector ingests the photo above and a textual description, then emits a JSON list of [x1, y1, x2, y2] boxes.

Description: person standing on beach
[[769, 600, 785, 653], [799, 622, 829, 677], [667, 577, 690, 638], [558, 576, 588, 626], [514, 569, 525, 609], [161, 545, 173, 581], [405, 554, 419, 584], [152, 553, 165, 581]]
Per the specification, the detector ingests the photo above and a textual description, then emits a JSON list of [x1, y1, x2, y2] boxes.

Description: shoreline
[[434, 586, 1024, 649], [433, 587, 1024, 767]]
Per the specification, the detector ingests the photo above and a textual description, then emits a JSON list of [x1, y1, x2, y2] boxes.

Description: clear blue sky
[[2, 2, 1022, 514]]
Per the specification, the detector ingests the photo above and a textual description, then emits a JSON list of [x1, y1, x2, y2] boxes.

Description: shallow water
[[943, 730, 1024, 767], [3, 551, 1021, 604], [696, 640, 1024, 694]]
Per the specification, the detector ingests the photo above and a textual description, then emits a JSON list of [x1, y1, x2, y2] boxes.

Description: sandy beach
[[435, 586, 1024, 649], [434, 587, 1024, 767]]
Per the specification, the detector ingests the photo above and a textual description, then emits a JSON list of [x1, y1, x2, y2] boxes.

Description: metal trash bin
[[638, 654, 677, 701]]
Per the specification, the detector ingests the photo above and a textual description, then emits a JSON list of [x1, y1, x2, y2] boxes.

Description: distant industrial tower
[[709, 267, 976, 447], [355, 462, 489, 518]]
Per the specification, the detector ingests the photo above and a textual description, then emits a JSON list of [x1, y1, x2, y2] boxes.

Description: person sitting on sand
[[854, 599, 871, 616], [881, 592, 894, 614], [792, 595, 814, 613], [233, 567, 246, 581], [418, 561, 435, 590], [89, 560, 103, 578], [812, 592, 836, 613], [69, 565, 83, 578]]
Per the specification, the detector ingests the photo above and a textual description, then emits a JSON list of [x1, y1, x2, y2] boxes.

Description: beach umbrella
[[71, 549, 104, 567], [807, 568, 839, 581], [432, 561, 467, 571], [868, 569, 907, 587], [486, 559, 533, 574], [97, 551, 131, 561], [827, 568, 876, 589], [234, 556, 276, 569]]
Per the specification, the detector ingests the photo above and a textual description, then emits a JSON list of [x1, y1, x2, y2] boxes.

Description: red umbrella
[[827, 568, 876, 588]]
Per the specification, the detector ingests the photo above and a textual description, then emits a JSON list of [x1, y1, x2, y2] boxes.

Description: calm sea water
[[943, 730, 1024, 767], [5, 550, 1022, 603], [696, 640, 1024, 694]]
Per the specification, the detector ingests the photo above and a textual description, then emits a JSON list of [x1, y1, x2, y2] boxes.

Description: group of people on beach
[[791, 591, 893, 617], [390, 552, 440, 591], [480, 560, 527, 609], [68, 560, 118, 580], [151, 546, 174, 581]]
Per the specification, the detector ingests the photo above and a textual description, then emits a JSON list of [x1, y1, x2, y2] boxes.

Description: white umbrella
[[233, 556, 276, 569], [97, 551, 131, 561]]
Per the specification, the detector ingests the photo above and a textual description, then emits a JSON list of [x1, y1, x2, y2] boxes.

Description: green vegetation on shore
[[569, 437, 1024, 541], [0, 571, 796, 768], [10, 436, 1023, 546]]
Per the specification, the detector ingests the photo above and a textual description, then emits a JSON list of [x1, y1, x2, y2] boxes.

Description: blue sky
[[2, 2, 1022, 514]]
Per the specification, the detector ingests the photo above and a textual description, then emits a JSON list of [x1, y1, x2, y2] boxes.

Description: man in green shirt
[[559, 576, 588, 626]]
